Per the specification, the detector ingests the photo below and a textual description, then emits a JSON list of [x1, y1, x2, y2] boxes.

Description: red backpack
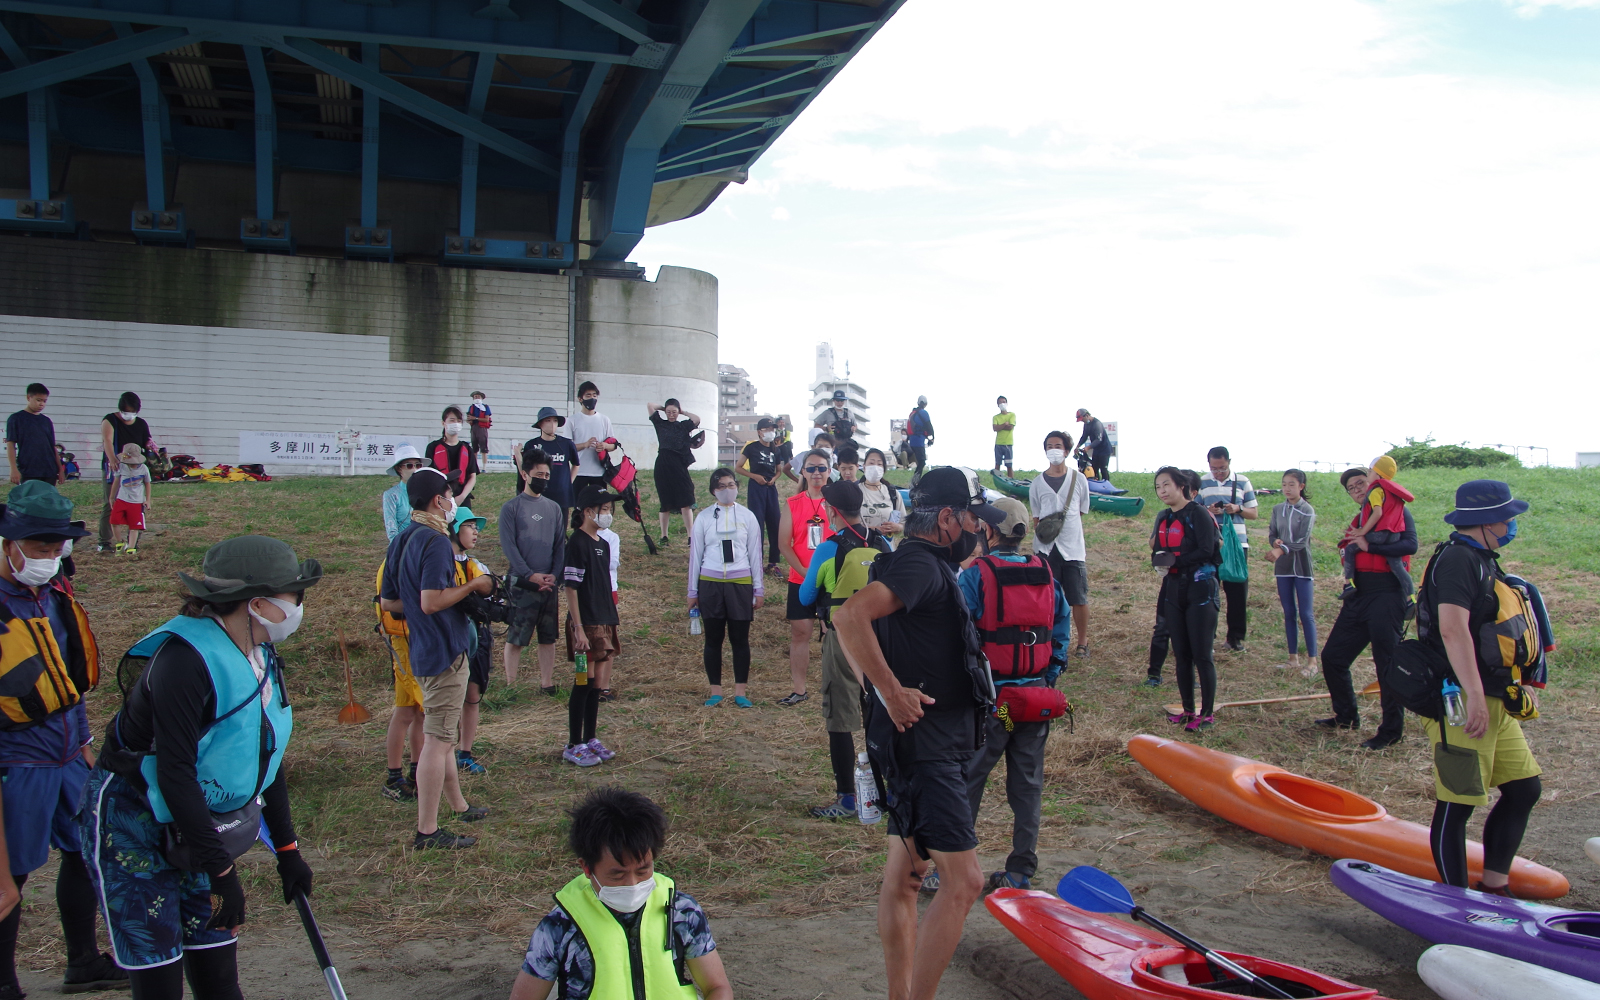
[[973, 554, 1056, 680]]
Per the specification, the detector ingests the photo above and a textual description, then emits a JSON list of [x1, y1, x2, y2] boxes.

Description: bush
[[1385, 436, 1521, 469]]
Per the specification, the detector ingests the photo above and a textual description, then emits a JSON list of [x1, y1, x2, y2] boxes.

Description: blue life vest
[[128, 615, 293, 823]]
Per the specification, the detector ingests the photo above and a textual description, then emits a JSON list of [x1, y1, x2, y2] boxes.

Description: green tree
[[1385, 436, 1521, 469]]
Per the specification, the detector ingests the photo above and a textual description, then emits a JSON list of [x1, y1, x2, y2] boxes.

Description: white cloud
[[770, 207, 790, 221]]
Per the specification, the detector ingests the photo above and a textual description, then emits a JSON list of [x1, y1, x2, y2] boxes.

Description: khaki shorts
[[417, 653, 469, 743], [1422, 698, 1542, 806], [820, 629, 861, 734], [386, 633, 422, 710]]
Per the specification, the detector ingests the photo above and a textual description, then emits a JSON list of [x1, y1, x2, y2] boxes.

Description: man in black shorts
[[498, 451, 566, 696], [834, 466, 1003, 1000]]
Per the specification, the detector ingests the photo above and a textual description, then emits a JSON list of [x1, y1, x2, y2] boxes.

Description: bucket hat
[[119, 443, 146, 466], [387, 443, 423, 476], [451, 506, 487, 534], [178, 535, 322, 602], [1442, 480, 1528, 526], [0, 481, 91, 540], [532, 406, 566, 429]]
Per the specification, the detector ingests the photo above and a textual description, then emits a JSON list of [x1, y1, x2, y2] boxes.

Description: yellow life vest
[[0, 584, 99, 730], [553, 873, 698, 1000]]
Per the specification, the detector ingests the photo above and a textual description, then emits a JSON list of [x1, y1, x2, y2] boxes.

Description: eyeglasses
[[398, 463, 421, 471], [804, 465, 830, 474]]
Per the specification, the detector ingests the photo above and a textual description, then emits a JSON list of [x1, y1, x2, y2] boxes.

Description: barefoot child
[[1340, 455, 1414, 599], [451, 506, 493, 775], [110, 443, 152, 555], [508, 787, 732, 1000], [562, 487, 624, 767]]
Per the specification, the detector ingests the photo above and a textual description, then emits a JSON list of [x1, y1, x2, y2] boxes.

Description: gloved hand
[[206, 868, 246, 931], [276, 849, 314, 905]]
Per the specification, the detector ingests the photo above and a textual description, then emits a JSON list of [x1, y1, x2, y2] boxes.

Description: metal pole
[[567, 272, 578, 408], [244, 46, 275, 220], [360, 43, 379, 229]]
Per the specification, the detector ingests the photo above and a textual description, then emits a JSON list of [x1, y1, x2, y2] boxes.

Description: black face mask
[[581, 397, 598, 411], [526, 477, 549, 494], [947, 528, 980, 563]]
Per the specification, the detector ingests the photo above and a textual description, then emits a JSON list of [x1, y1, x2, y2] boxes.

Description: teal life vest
[[127, 615, 293, 823]]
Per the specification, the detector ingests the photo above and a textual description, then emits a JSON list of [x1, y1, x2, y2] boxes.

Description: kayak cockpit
[[1537, 912, 1600, 947], [1132, 948, 1377, 998], [1254, 772, 1386, 824]]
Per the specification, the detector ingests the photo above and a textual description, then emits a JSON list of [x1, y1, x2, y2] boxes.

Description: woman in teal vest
[[80, 535, 320, 999]]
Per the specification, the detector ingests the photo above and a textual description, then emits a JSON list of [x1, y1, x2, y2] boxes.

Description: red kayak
[[986, 888, 1388, 999]]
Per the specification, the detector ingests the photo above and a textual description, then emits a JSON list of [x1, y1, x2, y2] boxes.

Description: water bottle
[[575, 652, 588, 686], [1442, 679, 1466, 727], [854, 752, 881, 825], [689, 607, 703, 636]]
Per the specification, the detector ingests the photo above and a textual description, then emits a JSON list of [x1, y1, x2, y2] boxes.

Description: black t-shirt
[[741, 441, 779, 481], [1081, 417, 1107, 450], [522, 435, 580, 509], [564, 529, 619, 626], [650, 412, 695, 460], [103, 412, 152, 470], [868, 539, 977, 760], [1429, 541, 1499, 655], [1042, 471, 1066, 492], [426, 439, 480, 495]]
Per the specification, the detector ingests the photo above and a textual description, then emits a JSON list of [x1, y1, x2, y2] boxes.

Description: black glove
[[206, 868, 246, 931], [276, 849, 314, 905]]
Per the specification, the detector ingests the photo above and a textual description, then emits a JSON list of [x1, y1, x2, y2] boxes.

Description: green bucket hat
[[451, 506, 487, 534], [0, 481, 91, 540], [178, 535, 323, 603]]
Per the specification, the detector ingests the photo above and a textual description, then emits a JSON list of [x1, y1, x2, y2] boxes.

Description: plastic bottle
[[575, 652, 588, 686], [1442, 678, 1465, 727], [854, 752, 881, 825], [689, 607, 703, 636]]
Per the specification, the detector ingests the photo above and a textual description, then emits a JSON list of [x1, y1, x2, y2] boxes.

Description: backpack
[[973, 554, 1056, 680], [822, 527, 891, 621]]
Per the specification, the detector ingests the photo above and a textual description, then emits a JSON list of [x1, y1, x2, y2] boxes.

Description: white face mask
[[5, 542, 59, 587], [864, 465, 884, 483], [596, 513, 614, 530], [118, 411, 137, 423], [1046, 448, 1066, 465], [249, 596, 303, 643], [714, 487, 737, 506], [760, 431, 775, 443], [999, 403, 1008, 413], [593, 876, 655, 913], [445, 422, 463, 437]]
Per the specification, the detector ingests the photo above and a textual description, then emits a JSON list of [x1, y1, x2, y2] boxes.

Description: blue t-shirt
[[379, 523, 469, 677], [0, 577, 90, 766], [908, 408, 932, 447], [523, 435, 580, 509], [5, 410, 56, 479]]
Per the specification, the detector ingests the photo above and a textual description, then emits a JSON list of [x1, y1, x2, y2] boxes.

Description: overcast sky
[[634, 0, 1600, 473]]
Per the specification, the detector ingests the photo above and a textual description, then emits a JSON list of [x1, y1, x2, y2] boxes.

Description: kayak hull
[[1587, 837, 1600, 869], [985, 888, 1384, 1000], [1091, 494, 1144, 516], [991, 474, 1031, 501], [1417, 944, 1600, 1000], [1128, 735, 1569, 899], [1330, 859, 1600, 983]]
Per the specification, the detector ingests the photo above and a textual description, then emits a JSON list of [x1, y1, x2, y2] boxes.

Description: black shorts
[[470, 425, 489, 453], [1045, 549, 1089, 606], [467, 625, 492, 694], [787, 580, 820, 621], [505, 584, 560, 647], [883, 758, 979, 855]]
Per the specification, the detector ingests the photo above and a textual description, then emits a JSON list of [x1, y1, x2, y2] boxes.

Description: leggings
[[703, 618, 752, 686], [746, 482, 782, 565], [569, 680, 601, 745], [1163, 575, 1219, 716], [1275, 576, 1317, 656], [128, 943, 242, 1000], [0, 851, 101, 989], [829, 731, 856, 797], [1430, 775, 1543, 886]]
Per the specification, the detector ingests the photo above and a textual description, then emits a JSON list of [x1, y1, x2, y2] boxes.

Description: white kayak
[[1418, 944, 1600, 1000], [1586, 837, 1600, 868]]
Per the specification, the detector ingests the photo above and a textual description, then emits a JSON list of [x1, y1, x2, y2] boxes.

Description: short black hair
[[814, 432, 835, 446], [836, 447, 860, 466], [25, 383, 47, 396], [442, 406, 464, 421], [568, 787, 668, 868], [1044, 430, 1073, 451], [1154, 466, 1200, 498], [118, 391, 141, 413], [577, 381, 599, 398], [522, 448, 550, 473], [709, 467, 736, 491], [664, 397, 681, 410], [801, 449, 832, 469], [864, 448, 886, 466], [1340, 467, 1368, 488], [1207, 446, 1230, 462]]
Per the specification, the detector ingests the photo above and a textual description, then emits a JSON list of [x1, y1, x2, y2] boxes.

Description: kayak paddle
[[1057, 866, 1295, 1000], [294, 888, 351, 1000]]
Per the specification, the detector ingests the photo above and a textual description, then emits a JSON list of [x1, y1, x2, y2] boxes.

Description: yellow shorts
[[386, 633, 423, 710], [1422, 698, 1541, 806]]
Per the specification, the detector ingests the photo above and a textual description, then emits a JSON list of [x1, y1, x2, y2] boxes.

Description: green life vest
[[821, 527, 892, 620], [123, 615, 293, 823], [554, 873, 697, 1000]]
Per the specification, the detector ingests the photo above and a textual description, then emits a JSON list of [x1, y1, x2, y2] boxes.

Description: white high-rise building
[[809, 341, 869, 446]]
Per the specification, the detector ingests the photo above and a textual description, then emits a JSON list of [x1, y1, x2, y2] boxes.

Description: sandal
[[704, 695, 724, 707], [1166, 710, 1195, 725], [777, 691, 809, 706], [1074, 644, 1090, 660]]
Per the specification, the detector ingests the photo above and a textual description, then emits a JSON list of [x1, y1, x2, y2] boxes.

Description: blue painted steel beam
[[243, 45, 274, 219], [458, 49, 494, 238], [0, 24, 203, 99], [0, 22, 51, 200], [361, 42, 379, 228], [551, 0, 658, 46], [555, 62, 605, 246], [274, 37, 559, 177], [115, 24, 167, 212], [0, 2, 638, 63]]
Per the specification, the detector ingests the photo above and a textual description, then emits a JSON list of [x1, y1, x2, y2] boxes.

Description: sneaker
[[586, 738, 615, 761], [1143, 677, 1162, 688], [659, 535, 670, 546], [563, 743, 603, 767], [1360, 736, 1400, 751], [984, 870, 1031, 894], [62, 951, 129, 993], [413, 827, 477, 850], [1185, 714, 1215, 732], [809, 794, 856, 819], [455, 804, 491, 823], [733, 695, 753, 708], [597, 688, 615, 703], [704, 695, 724, 707], [0, 982, 23, 1000], [1473, 880, 1518, 899], [918, 869, 940, 893], [1224, 639, 1245, 652], [777, 691, 809, 706], [125, 547, 138, 556], [96, 544, 112, 554], [1166, 710, 1194, 725], [381, 774, 416, 802], [541, 685, 561, 697], [1314, 716, 1358, 730], [456, 750, 486, 774]]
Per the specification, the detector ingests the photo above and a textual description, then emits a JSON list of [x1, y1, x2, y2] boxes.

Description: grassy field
[[15, 463, 1600, 973]]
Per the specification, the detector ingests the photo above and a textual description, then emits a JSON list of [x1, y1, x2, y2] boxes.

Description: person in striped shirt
[[1199, 446, 1257, 652]]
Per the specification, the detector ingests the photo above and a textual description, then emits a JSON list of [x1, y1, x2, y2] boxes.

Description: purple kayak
[[1330, 859, 1600, 984]]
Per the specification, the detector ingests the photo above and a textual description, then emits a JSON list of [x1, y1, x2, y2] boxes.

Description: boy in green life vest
[[509, 787, 731, 1000], [798, 479, 892, 819]]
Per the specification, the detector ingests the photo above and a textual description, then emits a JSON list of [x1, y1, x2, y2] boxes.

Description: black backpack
[[1389, 541, 1471, 720]]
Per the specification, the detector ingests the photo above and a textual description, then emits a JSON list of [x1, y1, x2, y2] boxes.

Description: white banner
[[239, 431, 428, 466]]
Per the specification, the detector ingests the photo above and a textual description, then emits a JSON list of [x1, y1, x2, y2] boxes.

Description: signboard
[[1104, 420, 1118, 445], [240, 431, 427, 466]]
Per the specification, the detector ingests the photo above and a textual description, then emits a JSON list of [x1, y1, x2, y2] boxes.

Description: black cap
[[575, 484, 624, 509], [910, 467, 1004, 525], [406, 467, 451, 506], [822, 480, 864, 515], [832, 390, 846, 401], [756, 417, 775, 429]]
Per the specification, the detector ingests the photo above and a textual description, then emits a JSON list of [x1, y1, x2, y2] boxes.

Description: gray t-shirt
[[1268, 499, 1316, 578], [498, 492, 566, 581]]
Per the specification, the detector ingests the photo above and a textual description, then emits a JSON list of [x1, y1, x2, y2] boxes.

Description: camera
[[1151, 550, 1176, 569], [461, 574, 511, 624]]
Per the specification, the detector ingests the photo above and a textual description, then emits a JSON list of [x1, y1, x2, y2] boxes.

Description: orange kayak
[[1127, 734, 1568, 899], [986, 888, 1387, 1000]]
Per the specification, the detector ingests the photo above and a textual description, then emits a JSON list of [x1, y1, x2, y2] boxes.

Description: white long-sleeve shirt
[[687, 503, 764, 598], [1028, 467, 1091, 562]]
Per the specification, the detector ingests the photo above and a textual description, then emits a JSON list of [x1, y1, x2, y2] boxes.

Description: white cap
[[388, 443, 423, 476]]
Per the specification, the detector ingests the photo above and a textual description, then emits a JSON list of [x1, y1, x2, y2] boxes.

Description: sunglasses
[[398, 462, 422, 470], [804, 465, 830, 474]]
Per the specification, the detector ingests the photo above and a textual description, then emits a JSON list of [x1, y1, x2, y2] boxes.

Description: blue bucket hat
[[451, 506, 487, 534], [1442, 480, 1528, 526], [532, 406, 565, 428], [0, 481, 91, 540]]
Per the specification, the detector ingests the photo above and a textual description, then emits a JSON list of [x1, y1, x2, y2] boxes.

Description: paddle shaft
[[294, 890, 350, 1000], [1130, 906, 1295, 1000], [1164, 682, 1381, 716], [337, 628, 355, 704]]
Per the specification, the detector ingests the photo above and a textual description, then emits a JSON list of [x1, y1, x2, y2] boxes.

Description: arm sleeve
[[261, 765, 297, 851], [1051, 581, 1072, 663], [147, 638, 235, 875], [1366, 508, 1418, 558], [956, 565, 984, 619], [500, 507, 532, 580], [1432, 545, 1485, 610], [1077, 473, 1090, 513], [1267, 506, 1283, 548], [797, 539, 836, 606], [464, 448, 480, 475], [744, 510, 764, 597], [1239, 477, 1258, 509], [687, 514, 704, 597], [1172, 509, 1219, 570], [552, 516, 567, 586], [673, 894, 718, 960], [1367, 487, 1384, 509], [563, 535, 586, 586], [606, 532, 619, 591]]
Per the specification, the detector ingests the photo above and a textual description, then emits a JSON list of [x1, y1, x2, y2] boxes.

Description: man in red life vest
[[958, 497, 1071, 892]]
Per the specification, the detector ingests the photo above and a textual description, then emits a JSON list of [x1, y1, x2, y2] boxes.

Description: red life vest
[[1346, 478, 1414, 574], [973, 554, 1055, 680], [431, 441, 467, 487]]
